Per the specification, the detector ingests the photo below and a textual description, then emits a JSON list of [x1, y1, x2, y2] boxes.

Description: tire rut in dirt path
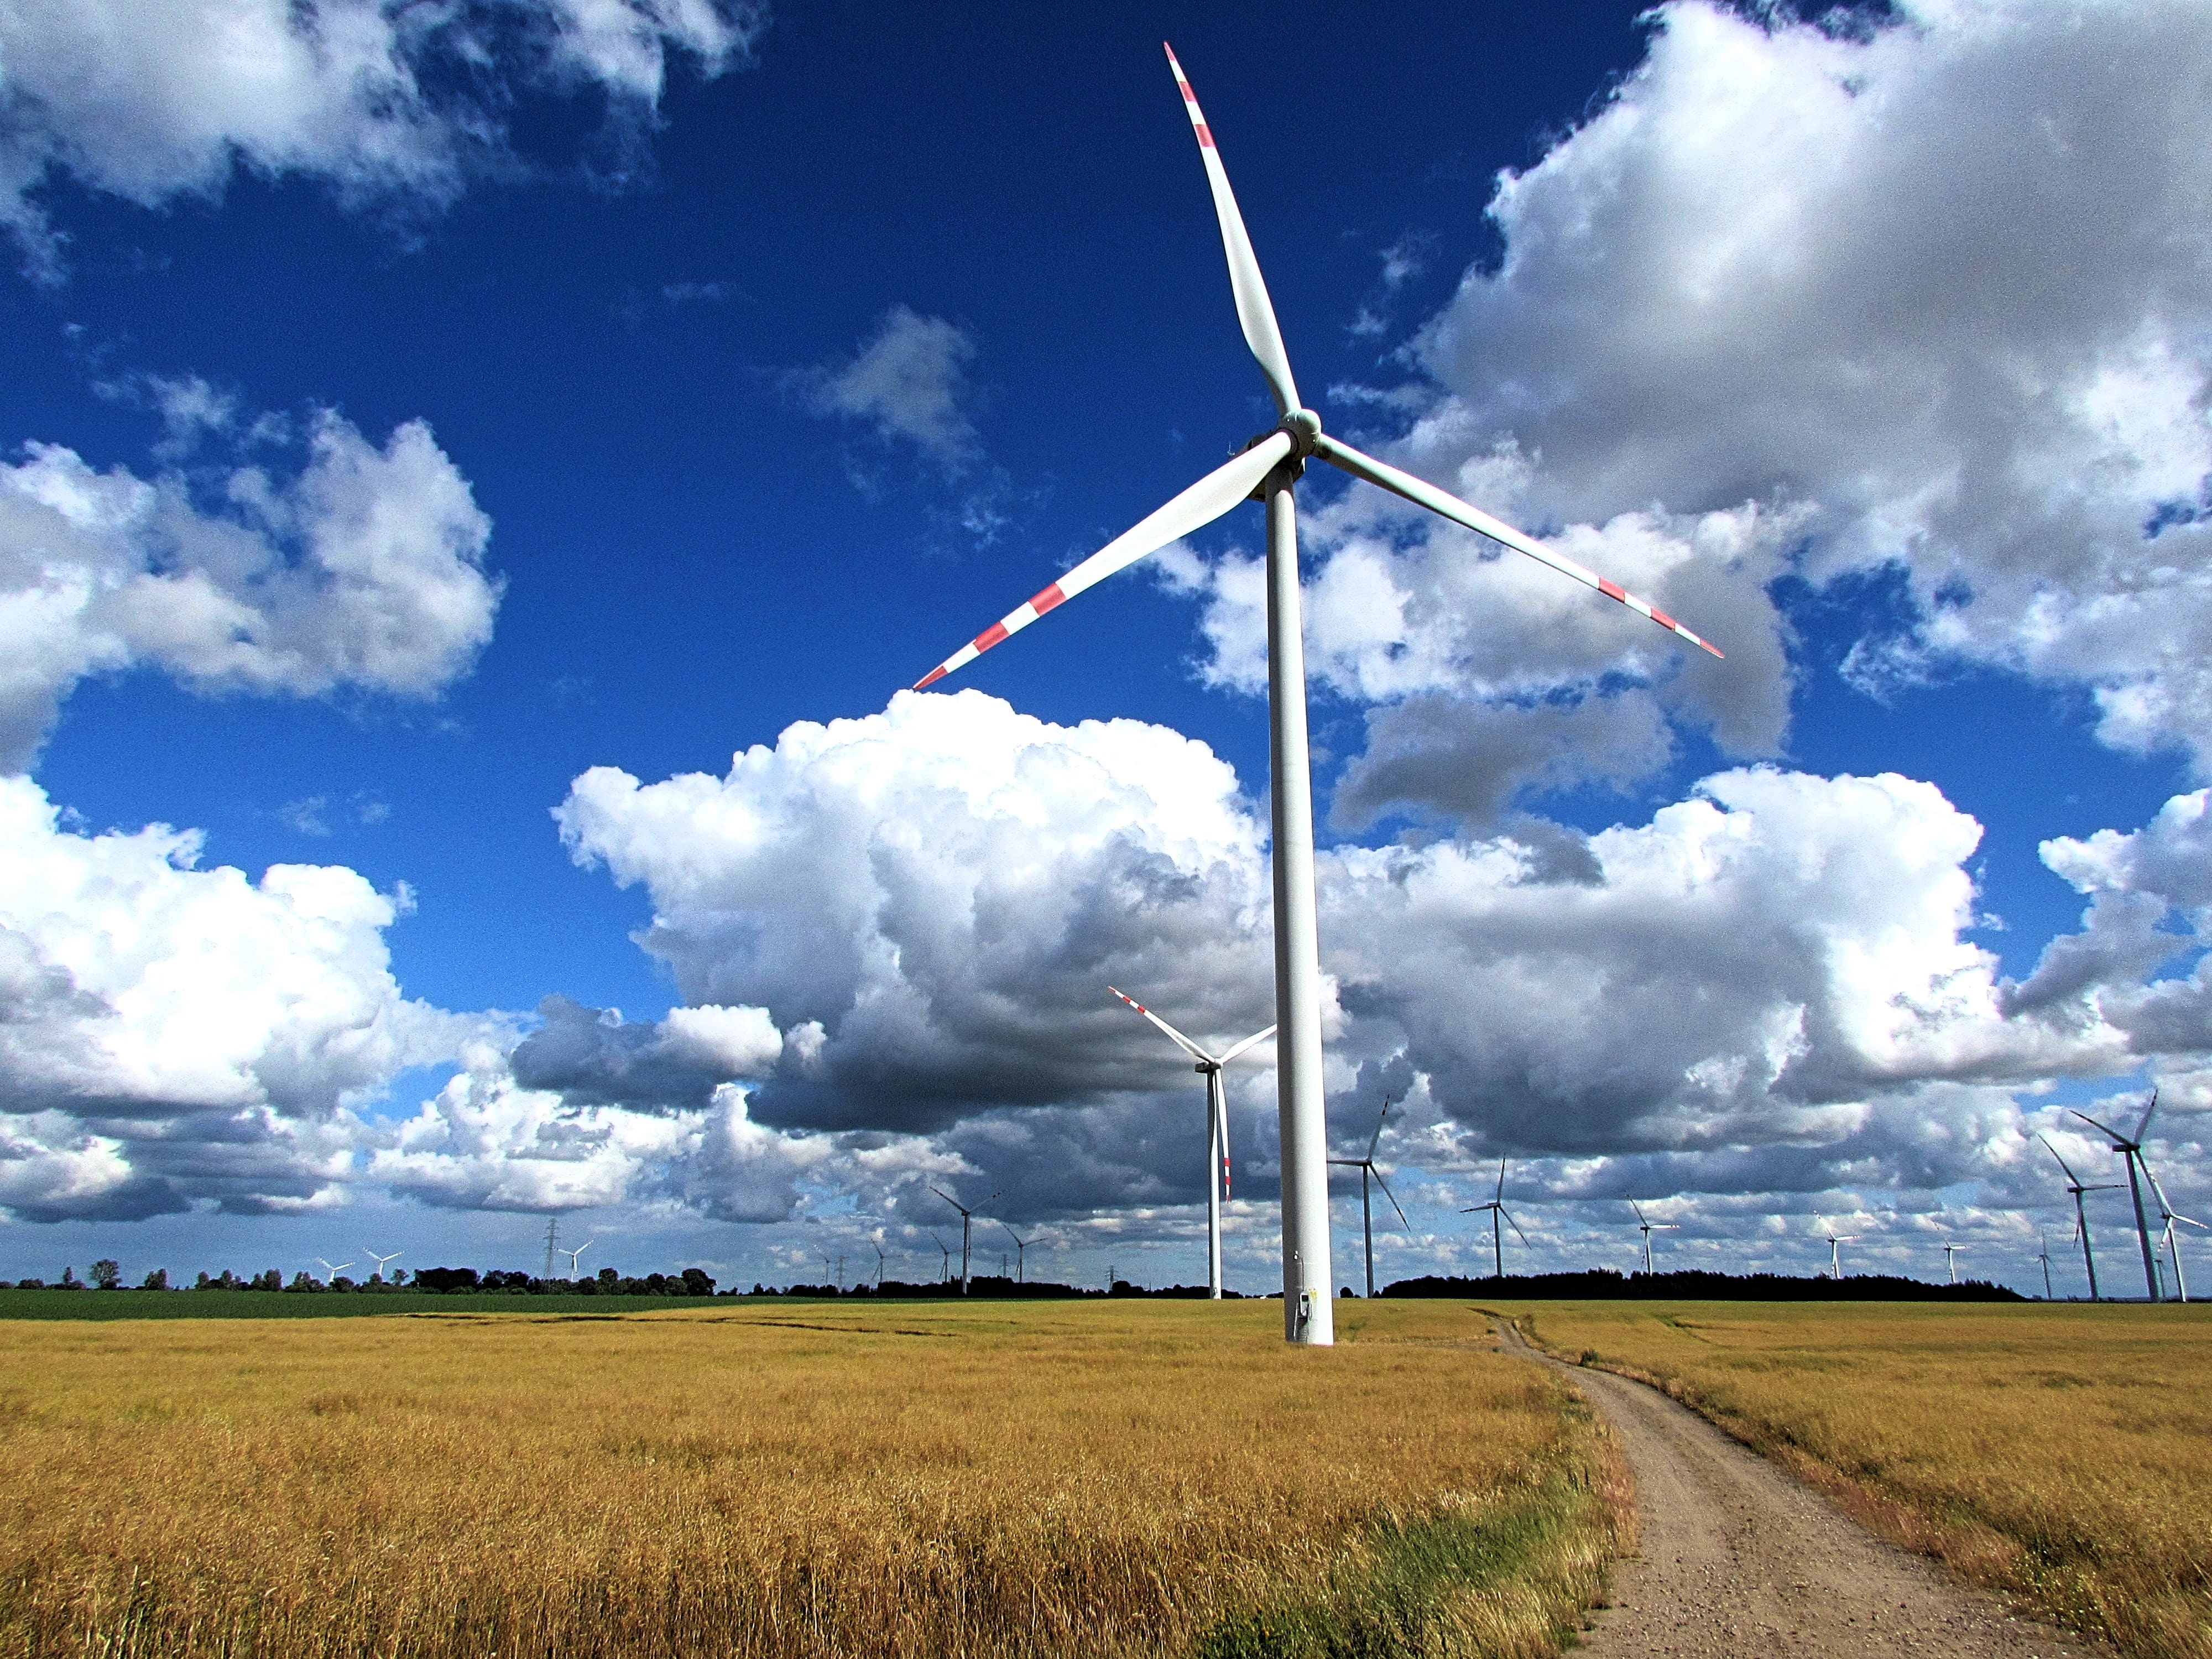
[[1491, 1318, 2108, 1658]]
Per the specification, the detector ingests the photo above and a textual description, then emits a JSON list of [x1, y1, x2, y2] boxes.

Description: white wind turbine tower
[[1328, 1097, 1411, 1299], [1460, 1157, 1530, 1281], [1109, 988, 1274, 1300], [2035, 1232, 2055, 1301], [558, 1240, 594, 1278], [1818, 1218, 1858, 1281], [1941, 1239, 1965, 1285], [1002, 1223, 1039, 1285], [2041, 1134, 2120, 1302], [928, 1230, 953, 1285], [931, 1186, 1000, 1296], [2074, 1094, 2165, 1300], [314, 1258, 353, 1285], [1627, 1200, 1678, 1276], [361, 1248, 401, 1283], [2143, 1166, 2204, 1304], [913, 45, 1722, 1344]]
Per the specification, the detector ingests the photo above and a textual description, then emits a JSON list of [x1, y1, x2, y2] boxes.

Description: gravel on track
[[1491, 1317, 2109, 1658]]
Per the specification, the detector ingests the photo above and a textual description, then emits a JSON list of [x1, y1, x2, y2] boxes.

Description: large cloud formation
[[0, 410, 500, 771], [0, 0, 766, 278], [0, 775, 473, 1220], [544, 693, 2189, 1239]]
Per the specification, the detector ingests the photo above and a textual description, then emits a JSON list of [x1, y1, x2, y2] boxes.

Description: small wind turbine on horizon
[[1460, 1157, 1530, 1281], [874, 1242, 886, 1290], [1628, 1199, 1678, 1276], [1328, 1097, 1410, 1299], [1002, 1223, 1038, 1285], [2074, 1094, 2166, 1300], [1109, 987, 1274, 1300], [2035, 1232, 2055, 1301], [557, 1240, 594, 1278], [1818, 1217, 1858, 1281], [362, 1248, 401, 1282], [911, 45, 1721, 1344], [931, 1186, 1000, 1296], [928, 1230, 952, 1285], [2041, 1134, 2120, 1302], [314, 1257, 353, 1285], [1941, 1239, 1965, 1285]]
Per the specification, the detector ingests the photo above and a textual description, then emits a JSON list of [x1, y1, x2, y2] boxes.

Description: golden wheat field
[[1508, 1300, 2212, 1659], [0, 1298, 1621, 1659]]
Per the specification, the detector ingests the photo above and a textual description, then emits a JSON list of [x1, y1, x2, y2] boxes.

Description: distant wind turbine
[[1628, 1199, 1678, 1276], [2035, 1232, 2054, 1301], [1460, 1157, 1529, 1281], [2074, 1094, 2164, 1300], [1328, 1098, 1410, 1299], [361, 1248, 401, 1282], [1001, 1223, 1037, 1286], [1109, 987, 1274, 1300], [914, 45, 1721, 1344], [2143, 1165, 2204, 1304], [2041, 1134, 2120, 1302], [1818, 1218, 1858, 1282], [928, 1230, 952, 1285], [874, 1243, 886, 1290], [931, 1186, 999, 1296], [558, 1240, 594, 1277], [314, 1257, 353, 1285], [1941, 1239, 1965, 1285]]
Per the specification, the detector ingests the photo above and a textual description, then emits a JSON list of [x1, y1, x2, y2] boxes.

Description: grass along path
[[0, 1298, 1620, 1658], [1503, 1301, 2212, 1659]]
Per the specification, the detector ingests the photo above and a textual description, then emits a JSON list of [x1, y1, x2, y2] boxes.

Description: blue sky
[[3, 0, 2210, 1298]]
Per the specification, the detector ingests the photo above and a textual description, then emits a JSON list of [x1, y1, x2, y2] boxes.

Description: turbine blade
[[1163, 45, 1300, 415], [2136, 1089, 2159, 1143], [1366, 1097, 1390, 1163], [1312, 434, 1723, 658], [1108, 987, 1213, 1062], [1371, 1167, 1412, 1234], [1216, 1022, 1277, 1065], [1501, 1205, 1531, 1248], [915, 434, 1292, 689], [1495, 1155, 1507, 1203], [1629, 1198, 1647, 1225], [2072, 1108, 2125, 1145], [2040, 1134, 2084, 1187]]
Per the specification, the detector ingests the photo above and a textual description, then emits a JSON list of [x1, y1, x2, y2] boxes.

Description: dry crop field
[[1507, 1300, 2212, 1659], [0, 1298, 1620, 1659]]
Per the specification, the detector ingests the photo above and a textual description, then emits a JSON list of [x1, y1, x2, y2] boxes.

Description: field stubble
[[1509, 1300, 2212, 1659], [0, 1300, 1621, 1658]]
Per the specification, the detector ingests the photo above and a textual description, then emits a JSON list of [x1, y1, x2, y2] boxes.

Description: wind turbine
[[874, 1242, 886, 1290], [1459, 1157, 1529, 1281], [928, 1230, 952, 1285], [1109, 988, 1275, 1300], [1941, 1239, 1965, 1285], [1002, 1223, 1040, 1285], [2035, 1232, 2054, 1301], [2041, 1134, 2119, 1302], [1818, 1218, 1858, 1281], [557, 1240, 594, 1278], [912, 46, 1721, 1344], [1328, 1098, 1410, 1299], [1628, 1200, 1678, 1276], [361, 1248, 401, 1283], [2144, 1165, 2204, 1304], [2074, 1094, 2164, 1300], [314, 1258, 353, 1285], [931, 1186, 1000, 1296]]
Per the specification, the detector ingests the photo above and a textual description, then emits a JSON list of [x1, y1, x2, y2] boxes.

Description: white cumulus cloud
[[0, 409, 499, 771], [0, 0, 766, 279]]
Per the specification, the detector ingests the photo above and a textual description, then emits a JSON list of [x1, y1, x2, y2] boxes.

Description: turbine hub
[[1280, 407, 1322, 456]]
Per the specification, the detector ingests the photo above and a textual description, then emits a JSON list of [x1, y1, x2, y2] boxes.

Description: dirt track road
[[1493, 1319, 2107, 1658]]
